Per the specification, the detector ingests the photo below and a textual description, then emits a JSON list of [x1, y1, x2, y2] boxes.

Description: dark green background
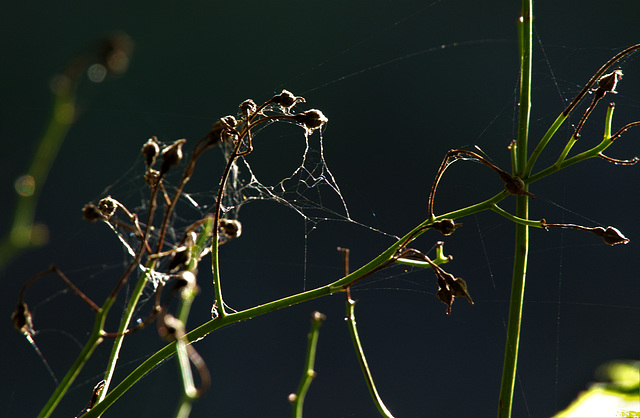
[[2, 1, 639, 416]]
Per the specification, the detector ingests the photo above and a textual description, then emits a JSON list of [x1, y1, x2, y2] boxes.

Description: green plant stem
[[97, 265, 153, 408], [82, 190, 509, 417], [0, 86, 76, 268], [291, 311, 325, 418], [38, 315, 103, 418], [345, 298, 393, 417], [491, 205, 544, 228], [498, 1, 532, 417]]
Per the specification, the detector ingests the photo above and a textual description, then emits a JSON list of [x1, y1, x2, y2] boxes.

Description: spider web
[[8, 3, 640, 417]]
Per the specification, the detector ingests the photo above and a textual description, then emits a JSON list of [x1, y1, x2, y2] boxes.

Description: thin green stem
[[345, 298, 393, 417], [38, 315, 103, 418], [290, 311, 325, 418], [491, 205, 544, 228], [524, 113, 567, 177], [498, 1, 532, 417], [97, 265, 153, 407]]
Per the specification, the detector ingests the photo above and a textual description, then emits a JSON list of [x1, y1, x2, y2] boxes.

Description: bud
[[592, 226, 629, 246], [141, 137, 160, 167], [98, 196, 117, 218], [160, 139, 187, 175], [271, 90, 305, 112], [82, 203, 104, 222], [219, 218, 242, 239], [293, 109, 328, 135]]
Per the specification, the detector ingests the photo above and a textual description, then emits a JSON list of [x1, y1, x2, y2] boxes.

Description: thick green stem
[[498, 1, 532, 417]]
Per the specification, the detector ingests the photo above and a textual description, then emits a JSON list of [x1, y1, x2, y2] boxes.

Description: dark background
[[2, 1, 639, 417]]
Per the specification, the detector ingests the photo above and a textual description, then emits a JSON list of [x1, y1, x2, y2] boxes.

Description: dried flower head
[[82, 203, 104, 222], [293, 109, 328, 135], [239, 99, 257, 119], [141, 137, 160, 167], [98, 196, 117, 218], [160, 138, 187, 175], [271, 90, 305, 112], [144, 168, 161, 187], [219, 218, 242, 239]]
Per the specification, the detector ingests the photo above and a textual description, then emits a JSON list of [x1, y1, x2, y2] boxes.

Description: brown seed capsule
[[144, 169, 161, 187], [271, 90, 305, 112], [239, 99, 257, 119], [431, 219, 461, 236], [141, 137, 160, 167], [293, 109, 328, 134], [160, 139, 186, 175], [592, 226, 629, 246], [219, 218, 242, 239], [597, 70, 623, 95], [98, 196, 117, 218], [206, 116, 237, 147], [82, 203, 104, 222], [12, 301, 35, 336]]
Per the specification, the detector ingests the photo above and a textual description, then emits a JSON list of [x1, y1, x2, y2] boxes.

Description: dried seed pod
[[271, 90, 305, 112], [431, 219, 461, 236], [141, 137, 160, 167], [160, 139, 187, 175], [239, 99, 257, 119], [98, 196, 117, 218], [435, 276, 454, 315], [144, 168, 161, 187], [293, 109, 328, 134], [500, 173, 535, 198], [596, 70, 623, 95], [12, 301, 35, 336], [219, 218, 242, 239], [448, 277, 474, 305], [82, 203, 103, 222], [206, 116, 237, 147], [592, 226, 630, 246]]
